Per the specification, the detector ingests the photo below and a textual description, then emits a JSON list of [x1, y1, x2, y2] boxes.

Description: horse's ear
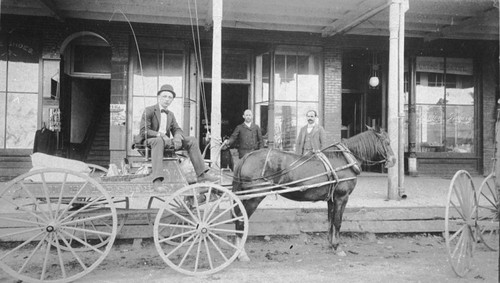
[[366, 124, 374, 131]]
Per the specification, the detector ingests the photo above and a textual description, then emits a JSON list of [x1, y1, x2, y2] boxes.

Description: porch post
[[387, 0, 407, 200], [210, 0, 223, 165]]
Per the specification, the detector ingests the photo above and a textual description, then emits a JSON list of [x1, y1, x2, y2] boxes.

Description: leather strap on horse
[[315, 152, 339, 202], [334, 143, 361, 175]]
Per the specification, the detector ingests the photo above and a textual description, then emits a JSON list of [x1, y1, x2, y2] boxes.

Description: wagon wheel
[[54, 196, 127, 252], [445, 170, 477, 277], [147, 196, 189, 246], [153, 183, 249, 276], [476, 173, 499, 251], [0, 168, 117, 283]]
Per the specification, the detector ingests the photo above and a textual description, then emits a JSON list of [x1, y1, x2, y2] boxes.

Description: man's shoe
[[196, 172, 220, 183]]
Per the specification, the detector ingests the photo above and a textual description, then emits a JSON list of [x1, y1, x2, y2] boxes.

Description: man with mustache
[[295, 110, 326, 155]]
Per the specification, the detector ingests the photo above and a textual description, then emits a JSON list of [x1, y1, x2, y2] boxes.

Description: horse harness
[[258, 144, 360, 202]]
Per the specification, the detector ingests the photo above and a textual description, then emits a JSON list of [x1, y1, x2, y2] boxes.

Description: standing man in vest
[[295, 110, 326, 155], [222, 109, 263, 159], [134, 84, 218, 192]]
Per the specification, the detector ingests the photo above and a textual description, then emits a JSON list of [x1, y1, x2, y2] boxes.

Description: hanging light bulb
[[369, 52, 379, 88]]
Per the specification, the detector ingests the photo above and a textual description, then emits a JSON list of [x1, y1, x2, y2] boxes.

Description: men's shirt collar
[[244, 122, 252, 128]]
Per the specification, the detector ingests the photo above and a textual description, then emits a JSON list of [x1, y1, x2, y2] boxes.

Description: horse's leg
[[233, 196, 265, 262], [329, 194, 349, 256]]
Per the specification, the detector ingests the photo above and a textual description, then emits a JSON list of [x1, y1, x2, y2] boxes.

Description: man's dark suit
[[136, 104, 207, 182]]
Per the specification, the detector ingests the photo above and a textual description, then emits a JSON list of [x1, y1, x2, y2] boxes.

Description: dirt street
[[1, 233, 496, 283]]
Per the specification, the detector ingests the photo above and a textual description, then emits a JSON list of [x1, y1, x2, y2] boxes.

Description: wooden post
[[387, 0, 401, 200], [494, 4, 500, 276], [398, 0, 409, 198], [210, 0, 222, 165]]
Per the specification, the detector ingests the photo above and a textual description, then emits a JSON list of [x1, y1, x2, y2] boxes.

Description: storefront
[[0, 2, 497, 181]]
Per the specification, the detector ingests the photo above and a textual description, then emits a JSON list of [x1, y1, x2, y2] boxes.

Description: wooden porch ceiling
[[1, 0, 498, 41]]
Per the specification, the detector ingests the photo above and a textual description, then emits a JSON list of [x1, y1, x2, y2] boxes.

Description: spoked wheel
[[54, 196, 127, 251], [148, 196, 189, 246], [476, 173, 499, 251], [153, 183, 248, 276], [445, 170, 477, 277], [0, 168, 117, 283]]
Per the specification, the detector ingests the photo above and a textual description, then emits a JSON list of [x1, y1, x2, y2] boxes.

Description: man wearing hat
[[135, 84, 218, 192]]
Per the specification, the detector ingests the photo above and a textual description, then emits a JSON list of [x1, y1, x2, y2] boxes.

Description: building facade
[[0, 3, 498, 180]]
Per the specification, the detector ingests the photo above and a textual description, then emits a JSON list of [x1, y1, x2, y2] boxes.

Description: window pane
[[445, 58, 474, 153], [0, 92, 5, 148], [6, 93, 38, 148], [42, 60, 60, 98], [8, 60, 38, 92], [0, 59, 6, 92], [274, 102, 297, 151], [159, 52, 183, 98], [275, 55, 297, 101], [133, 51, 158, 97], [417, 104, 445, 152], [255, 102, 268, 138]]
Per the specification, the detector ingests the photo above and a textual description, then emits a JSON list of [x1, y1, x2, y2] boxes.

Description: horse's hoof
[[336, 250, 347, 257]]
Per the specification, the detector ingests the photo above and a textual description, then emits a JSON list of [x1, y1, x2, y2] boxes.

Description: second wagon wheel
[[476, 173, 499, 251], [0, 168, 117, 283], [445, 170, 478, 277], [153, 183, 249, 276]]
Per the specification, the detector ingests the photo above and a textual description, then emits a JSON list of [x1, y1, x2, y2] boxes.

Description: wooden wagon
[[0, 153, 250, 282]]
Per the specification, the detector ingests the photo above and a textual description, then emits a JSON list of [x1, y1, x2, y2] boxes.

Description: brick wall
[[481, 46, 498, 176], [323, 44, 342, 143]]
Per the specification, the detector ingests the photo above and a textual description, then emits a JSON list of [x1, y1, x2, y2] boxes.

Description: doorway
[[199, 83, 249, 159]]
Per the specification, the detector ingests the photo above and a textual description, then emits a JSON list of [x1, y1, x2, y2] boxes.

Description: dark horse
[[232, 126, 396, 261]]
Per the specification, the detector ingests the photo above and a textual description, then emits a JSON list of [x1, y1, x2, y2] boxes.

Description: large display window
[[413, 57, 475, 154], [129, 46, 185, 155], [0, 32, 40, 150], [255, 47, 322, 152]]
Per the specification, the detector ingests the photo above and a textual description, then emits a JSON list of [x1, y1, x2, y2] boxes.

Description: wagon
[[0, 152, 250, 282]]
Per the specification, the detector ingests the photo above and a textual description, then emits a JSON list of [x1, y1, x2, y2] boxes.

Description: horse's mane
[[331, 130, 381, 161]]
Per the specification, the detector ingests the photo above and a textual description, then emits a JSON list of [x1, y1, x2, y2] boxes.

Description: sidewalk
[[257, 172, 488, 209]]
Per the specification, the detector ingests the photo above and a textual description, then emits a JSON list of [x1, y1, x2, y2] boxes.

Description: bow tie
[[161, 109, 168, 114]]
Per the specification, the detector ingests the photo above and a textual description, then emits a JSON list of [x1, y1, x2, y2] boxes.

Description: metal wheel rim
[[476, 173, 499, 251], [0, 168, 117, 283], [444, 170, 477, 277], [153, 183, 249, 276]]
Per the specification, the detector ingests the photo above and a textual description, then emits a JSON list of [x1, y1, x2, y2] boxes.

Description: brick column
[[323, 45, 342, 143]]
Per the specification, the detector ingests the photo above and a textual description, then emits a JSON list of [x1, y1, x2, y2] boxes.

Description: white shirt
[[307, 123, 315, 134], [244, 122, 252, 128], [159, 105, 167, 135]]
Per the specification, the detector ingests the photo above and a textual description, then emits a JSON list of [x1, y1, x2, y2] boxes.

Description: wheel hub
[[197, 223, 209, 235], [45, 222, 59, 233]]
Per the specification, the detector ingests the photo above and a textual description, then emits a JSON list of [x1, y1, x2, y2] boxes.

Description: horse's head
[[366, 125, 396, 168]]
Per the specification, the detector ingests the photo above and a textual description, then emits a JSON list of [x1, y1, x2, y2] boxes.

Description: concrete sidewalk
[[257, 172, 488, 210]]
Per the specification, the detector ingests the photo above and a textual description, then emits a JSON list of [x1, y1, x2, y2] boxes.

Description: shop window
[[0, 32, 39, 150], [273, 49, 321, 151], [129, 48, 184, 155], [413, 57, 474, 154]]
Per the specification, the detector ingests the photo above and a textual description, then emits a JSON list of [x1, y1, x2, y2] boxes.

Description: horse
[[232, 126, 396, 261]]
